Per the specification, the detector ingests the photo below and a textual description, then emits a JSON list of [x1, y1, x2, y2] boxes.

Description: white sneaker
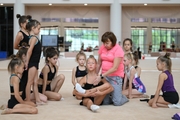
[[174, 103, 180, 109], [168, 104, 176, 108], [90, 105, 100, 112], [60, 97, 64, 101], [75, 83, 86, 94]]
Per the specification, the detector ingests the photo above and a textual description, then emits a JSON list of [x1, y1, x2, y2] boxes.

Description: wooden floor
[[0, 56, 180, 120]]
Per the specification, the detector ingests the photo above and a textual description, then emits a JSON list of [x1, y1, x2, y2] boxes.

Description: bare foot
[[0, 104, 7, 110], [1, 108, 11, 115], [141, 94, 149, 98], [36, 101, 46, 106]]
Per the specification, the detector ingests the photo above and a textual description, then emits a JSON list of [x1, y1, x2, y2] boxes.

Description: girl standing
[[122, 53, 147, 99], [38, 47, 65, 101], [1, 58, 37, 115], [14, 14, 31, 49], [148, 53, 179, 108], [25, 19, 43, 105], [17, 43, 47, 102]]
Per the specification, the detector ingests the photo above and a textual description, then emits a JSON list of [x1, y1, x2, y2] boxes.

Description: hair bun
[[26, 15, 32, 20], [9, 54, 17, 59], [16, 14, 21, 19], [89, 55, 94, 58], [164, 52, 171, 58]]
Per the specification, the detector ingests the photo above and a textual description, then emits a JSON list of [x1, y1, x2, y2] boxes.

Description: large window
[[152, 28, 180, 52], [64, 27, 99, 51], [39, 27, 59, 39], [131, 27, 147, 53]]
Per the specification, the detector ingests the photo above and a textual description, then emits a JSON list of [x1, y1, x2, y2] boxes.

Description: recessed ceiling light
[[0, 3, 3, 5], [49, 3, 52, 6], [84, 3, 88, 6], [144, 3, 147, 6]]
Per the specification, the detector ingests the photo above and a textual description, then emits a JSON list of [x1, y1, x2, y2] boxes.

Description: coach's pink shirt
[[98, 44, 124, 77]]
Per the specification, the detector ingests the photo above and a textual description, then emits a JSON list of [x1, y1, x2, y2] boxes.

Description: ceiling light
[[49, 3, 52, 6], [144, 3, 147, 6], [0, 3, 3, 5], [84, 3, 88, 6]]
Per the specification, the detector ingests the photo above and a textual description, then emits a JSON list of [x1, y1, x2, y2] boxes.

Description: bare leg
[[30, 93, 47, 103], [94, 94, 106, 105], [122, 89, 146, 98], [82, 98, 100, 112], [51, 74, 65, 93], [83, 98, 93, 110], [26, 67, 35, 101], [148, 96, 169, 108], [156, 103, 168, 108], [1, 104, 38, 115], [45, 91, 62, 101], [33, 70, 41, 103]]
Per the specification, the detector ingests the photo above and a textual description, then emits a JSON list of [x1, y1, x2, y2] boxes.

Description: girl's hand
[[93, 75, 101, 85], [25, 62, 28, 70], [84, 90, 95, 97], [93, 89, 102, 97]]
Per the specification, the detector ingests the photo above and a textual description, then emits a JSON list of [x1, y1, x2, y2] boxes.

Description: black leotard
[[75, 66, 87, 78], [19, 30, 29, 47], [8, 74, 23, 108]]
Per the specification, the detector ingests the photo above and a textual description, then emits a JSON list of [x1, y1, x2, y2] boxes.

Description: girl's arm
[[95, 79, 114, 96], [14, 32, 23, 49], [25, 36, 37, 69], [56, 58, 60, 68], [12, 77, 24, 104], [54, 65, 58, 77], [96, 55, 102, 74], [128, 68, 136, 99], [41, 66, 49, 95], [72, 67, 76, 86], [152, 73, 166, 108], [122, 75, 128, 90], [136, 67, 141, 77]]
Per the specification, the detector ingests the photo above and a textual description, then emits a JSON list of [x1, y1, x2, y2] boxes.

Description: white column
[[13, 0, 25, 54], [110, 0, 121, 43]]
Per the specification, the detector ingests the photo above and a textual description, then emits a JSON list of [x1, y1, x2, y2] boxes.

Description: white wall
[[121, 6, 180, 41], [26, 6, 110, 45], [25, 6, 180, 47]]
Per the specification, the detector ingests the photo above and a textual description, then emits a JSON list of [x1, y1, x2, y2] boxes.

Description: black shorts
[[8, 95, 20, 108], [163, 91, 179, 104], [38, 84, 51, 93], [28, 63, 39, 70]]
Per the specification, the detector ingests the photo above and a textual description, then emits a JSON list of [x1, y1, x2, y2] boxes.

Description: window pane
[[64, 28, 99, 51], [131, 27, 147, 53]]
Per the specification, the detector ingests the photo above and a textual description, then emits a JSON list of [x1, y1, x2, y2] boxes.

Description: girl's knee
[[55, 94, 62, 101], [59, 74, 65, 81], [31, 107, 38, 114], [148, 100, 152, 106]]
